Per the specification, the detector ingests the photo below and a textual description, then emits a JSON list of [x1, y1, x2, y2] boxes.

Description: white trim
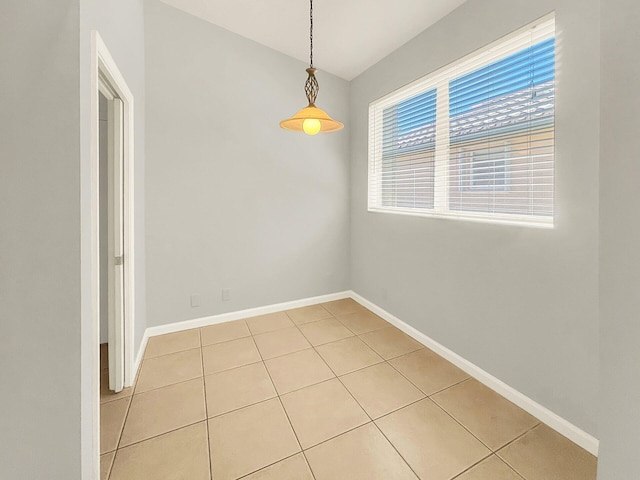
[[88, 33, 100, 480], [90, 30, 136, 479], [348, 291, 599, 456], [368, 15, 556, 229], [134, 292, 350, 374], [369, 13, 556, 112], [134, 291, 351, 378], [134, 333, 149, 379], [367, 207, 554, 229], [93, 32, 136, 388], [144, 291, 351, 339], [130, 287, 598, 457]]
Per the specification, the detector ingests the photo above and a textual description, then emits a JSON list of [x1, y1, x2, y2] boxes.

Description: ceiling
[[159, 0, 467, 80]]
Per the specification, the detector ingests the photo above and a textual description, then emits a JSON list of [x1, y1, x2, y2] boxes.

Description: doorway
[[90, 31, 137, 477], [98, 83, 125, 393]]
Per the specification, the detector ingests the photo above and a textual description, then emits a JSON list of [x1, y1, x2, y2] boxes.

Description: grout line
[[335, 315, 506, 458], [262, 317, 380, 457], [134, 347, 202, 395], [428, 390, 544, 464], [197, 310, 385, 365], [382, 345, 427, 361], [306, 314, 493, 458], [286, 305, 336, 323], [113, 390, 134, 452], [234, 451, 312, 479], [478, 449, 530, 480], [426, 376, 473, 397], [447, 451, 496, 479], [426, 395, 496, 452], [102, 341, 135, 479], [103, 390, 132, 480], [247, 334, 301, 449], [294, 311, 469, 479], [201, 334, 252, 349], [198, 330, 213, 480], [429, 385, 543, 457], [370, 395, 429, 422], [317, 303, 333, 317], [290, 314, 430, 429], [370, 420, 423, 479], [299, 420, 375, 451], [115, 420, 209, 451], [288, 320, 399, 479], [382, 352, 469, 398], [495, 422, 542, 454], [275, 374, 336, 398], [100, 387, 133, 405], [496, 448, 534, 480], [253, 321, 320, 480], [254, 344, 314, 361], [201, 342, 421, 399], [141, 344, 202, 362], [131, 373, 204, 397], [486, 454, 528, 480], [110, 342, 212, 474], [204, 392, 279, 420], [304, 345, 374, 421], [203, 359, 263, 378], [247, 333, 315, 478], [104, 449, 115, 480], [135, 304, 551, 479], [300, 451, 318, 480]]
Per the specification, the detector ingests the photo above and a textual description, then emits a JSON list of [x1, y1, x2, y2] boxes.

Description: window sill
[[367, 206, 554, 229]]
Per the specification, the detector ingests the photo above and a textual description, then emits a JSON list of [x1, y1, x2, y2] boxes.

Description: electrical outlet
[[190, 294, 200, 307], [221, 288, 231, 301]]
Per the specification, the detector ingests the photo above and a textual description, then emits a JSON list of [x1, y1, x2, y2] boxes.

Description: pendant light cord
[[309, 0, 314, 67]]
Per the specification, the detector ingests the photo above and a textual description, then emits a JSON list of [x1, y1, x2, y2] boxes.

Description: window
[[368, 16, 555, 227], [457, 144, 509, 191]]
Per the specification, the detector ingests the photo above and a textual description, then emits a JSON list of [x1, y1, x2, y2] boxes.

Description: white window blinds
[[368, 15, 555, 227]]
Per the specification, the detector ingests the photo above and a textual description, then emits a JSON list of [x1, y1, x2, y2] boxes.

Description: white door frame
[[98, 81, 125, 393], [90, 29, 136, 472]]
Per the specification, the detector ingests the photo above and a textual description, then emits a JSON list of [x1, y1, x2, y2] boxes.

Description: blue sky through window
[[386, 89, 437, 137], [383, 38, 555, 145], [449, 38, 555, 115]]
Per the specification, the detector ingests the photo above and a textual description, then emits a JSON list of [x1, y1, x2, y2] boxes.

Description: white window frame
[[368, 14, 555, 228]]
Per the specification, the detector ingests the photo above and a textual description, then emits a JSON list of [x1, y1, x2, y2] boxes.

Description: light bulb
[[302, 118, 321, 135]]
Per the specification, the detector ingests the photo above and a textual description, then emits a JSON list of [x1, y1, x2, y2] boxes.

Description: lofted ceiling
[[159, 0, 467, 80]]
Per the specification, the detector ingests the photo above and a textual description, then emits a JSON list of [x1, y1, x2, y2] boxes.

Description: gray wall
[[0, 1, 82, 478], [349, 0, 600, 436], [597, 0, 640, 476], [80, 0, 146, 476], [144, 0, 351, 328]]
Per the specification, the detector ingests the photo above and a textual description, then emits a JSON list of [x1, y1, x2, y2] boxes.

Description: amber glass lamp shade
[[280, 67, 344, 135], [279, 104, 344, 135]]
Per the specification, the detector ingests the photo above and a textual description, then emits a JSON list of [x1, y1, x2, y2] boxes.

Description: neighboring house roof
[[388, 81, 555, 152]]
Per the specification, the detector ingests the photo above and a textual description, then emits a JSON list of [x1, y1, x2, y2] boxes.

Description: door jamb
[[90, 30, 136, 473]]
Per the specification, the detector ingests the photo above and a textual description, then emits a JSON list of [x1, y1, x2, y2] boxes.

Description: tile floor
[[100, 298, 598, 480]]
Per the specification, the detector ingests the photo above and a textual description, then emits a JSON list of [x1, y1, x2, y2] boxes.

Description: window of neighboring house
[[368, 15, 555, 227], [457, 144, 509, 191]]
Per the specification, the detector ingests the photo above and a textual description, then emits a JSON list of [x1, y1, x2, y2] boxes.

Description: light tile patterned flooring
[[100, 298, 598, 480]]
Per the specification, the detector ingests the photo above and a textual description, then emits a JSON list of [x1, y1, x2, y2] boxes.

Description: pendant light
[[280, 0, 344, 135]]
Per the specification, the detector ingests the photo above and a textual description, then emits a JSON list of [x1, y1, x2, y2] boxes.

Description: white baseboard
[[132, 291, 352, 379], [349, 291, 600, 457], [132, 333, 149, 385], [131, 288, 598, 456], [145, 291, 351, 338]]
